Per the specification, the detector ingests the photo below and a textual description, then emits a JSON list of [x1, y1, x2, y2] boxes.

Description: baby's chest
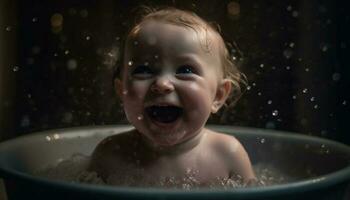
[[105, 150, 231, 186], [144, 153, 230, 182]]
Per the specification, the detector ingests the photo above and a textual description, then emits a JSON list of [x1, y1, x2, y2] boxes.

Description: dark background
[[0, 0, 349, 144]]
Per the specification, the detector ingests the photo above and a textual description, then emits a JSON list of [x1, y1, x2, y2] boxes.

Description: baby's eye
[[176, 65, 196, 75], [131, 65, 154, 77]]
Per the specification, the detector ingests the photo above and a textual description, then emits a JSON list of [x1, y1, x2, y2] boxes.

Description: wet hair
[[113, 6, 247, 106]]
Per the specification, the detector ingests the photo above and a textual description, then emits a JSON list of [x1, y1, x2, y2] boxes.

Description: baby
[[88, 7, 256, 187]]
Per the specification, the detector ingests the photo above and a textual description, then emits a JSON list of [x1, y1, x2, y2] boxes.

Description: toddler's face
[[117, 21, 231, 146]]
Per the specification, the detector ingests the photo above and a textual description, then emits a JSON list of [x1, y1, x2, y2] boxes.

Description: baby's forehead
[[127, 20, 221, 55]]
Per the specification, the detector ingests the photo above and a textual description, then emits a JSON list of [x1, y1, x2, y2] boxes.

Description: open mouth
[[145, 105, 183, 123]]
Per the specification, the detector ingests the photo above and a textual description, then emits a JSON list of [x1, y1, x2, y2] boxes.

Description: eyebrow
[[176, 54, 202, 63]]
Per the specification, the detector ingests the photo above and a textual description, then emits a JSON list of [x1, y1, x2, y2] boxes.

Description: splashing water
[[35, 155, 292, 189]]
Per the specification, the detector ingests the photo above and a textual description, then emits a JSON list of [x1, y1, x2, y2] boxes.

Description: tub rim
[[0, 125, 349, 198]]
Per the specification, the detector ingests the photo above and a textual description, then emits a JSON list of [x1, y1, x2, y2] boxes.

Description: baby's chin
[[148, 131, 187, 147]]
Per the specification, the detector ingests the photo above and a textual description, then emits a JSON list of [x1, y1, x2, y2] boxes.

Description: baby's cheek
[[181, 82, 213, 119], [126, 81, 149, 98]]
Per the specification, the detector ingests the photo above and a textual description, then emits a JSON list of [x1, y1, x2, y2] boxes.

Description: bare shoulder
[[92, 129, 138, 154], [88, 129, 138, 173], [205, 129, 242, 153], [205, 129, 256, 181]]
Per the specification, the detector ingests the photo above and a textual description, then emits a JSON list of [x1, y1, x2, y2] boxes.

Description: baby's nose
[[150, 75, 174, 94]]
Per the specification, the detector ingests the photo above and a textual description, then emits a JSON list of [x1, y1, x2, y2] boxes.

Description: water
[[35, 154, 292, 189]]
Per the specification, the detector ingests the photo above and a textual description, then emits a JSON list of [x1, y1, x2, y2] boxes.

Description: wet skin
[[89, 21, 255, 186]]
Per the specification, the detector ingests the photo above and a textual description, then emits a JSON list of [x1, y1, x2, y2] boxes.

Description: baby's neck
[[137, 129, 207, 155]]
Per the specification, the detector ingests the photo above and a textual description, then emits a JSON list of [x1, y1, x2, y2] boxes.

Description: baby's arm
[[227, 139, 256, 183], [212, 133, 256, 183]]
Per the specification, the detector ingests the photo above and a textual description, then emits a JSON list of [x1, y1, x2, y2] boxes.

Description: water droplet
[[259, 64, 264, 68], [80, 9, 88, 18], [305, 68, 309, 72], [286, 66, 291, 70], [321, 130, 327, 136], [13, 66, 19, 72], [286, 5, 293, 11], [137, 115, 143, 120], [46, 136, 52, 141], [342, 100, 347, 106], [32, 46, 41, 54], [283, 48, 293, 59], [20, 115, 30, 127], [67, 59, 78, 70], [257, 92, 262, 96], [62, 112, 73, 123], [64, 50, 70, 55], [32, 17, 38, 22], [144, 62, 149, 66], [133, 41, 138, 46], [267, 100, 272, 105], [86, 36, 91, 40], [265, 121, 276, 129], [314, 104, 319, 109], [53, 134, 60, 140], [122, 90, 128, 95], [302, 88, 308, 93], [292, 11, 299, 17], [5, 26, 12, 31], [301, 118, 308, 125], [332, 73, 341, 81], [128, 61, 133, 66], [246, 86, 251, 90], [260, 138, 266, 144], [50, 13, 63, 28], [232, 56, 237, 60], [310, 97, 315, 102], [272, 110, 279, 116], [227, 1, 240, 17], [321, 44, 328, 52], [292, 95, 297, 99], [154, 54, 159, 59], [289, 42, 295, 48], [54, 53, 58, 57]]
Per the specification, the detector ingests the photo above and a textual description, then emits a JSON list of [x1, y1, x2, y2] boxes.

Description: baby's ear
[[211, 79, 232, 113], [114, 79, 123, 98]]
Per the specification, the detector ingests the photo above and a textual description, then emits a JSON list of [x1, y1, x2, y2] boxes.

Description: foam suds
[[35, 154, 292, 189]]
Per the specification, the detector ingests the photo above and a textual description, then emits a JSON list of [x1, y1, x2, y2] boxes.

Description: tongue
[[146, 106, 182, 123]]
